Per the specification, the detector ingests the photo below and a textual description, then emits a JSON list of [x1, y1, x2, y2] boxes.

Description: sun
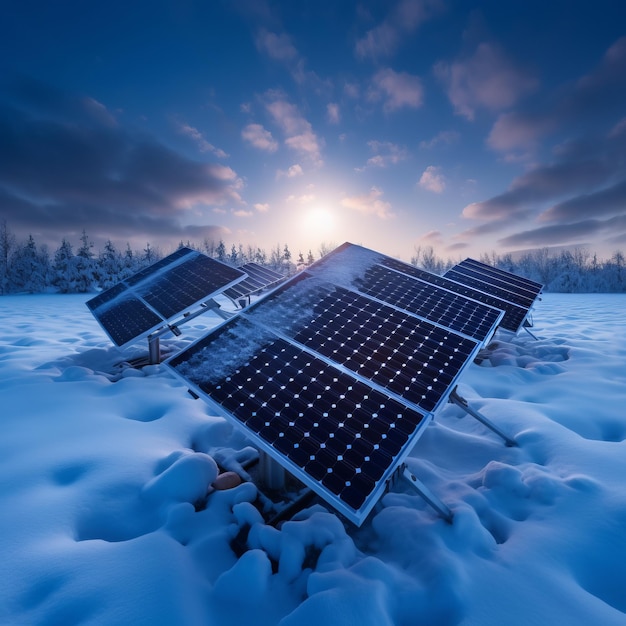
[[303, 206, 335, 233]]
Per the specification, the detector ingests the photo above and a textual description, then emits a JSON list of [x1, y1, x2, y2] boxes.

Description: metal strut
[[402, 467, 453, 523], [449, 386, 517, 447]]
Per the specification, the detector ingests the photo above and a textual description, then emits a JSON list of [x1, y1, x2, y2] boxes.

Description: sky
[[1, 0, 626, 262]]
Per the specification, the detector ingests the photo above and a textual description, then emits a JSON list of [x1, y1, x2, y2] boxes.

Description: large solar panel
[[304, 243, 504, 345], [444, 258, 543, 333], [223, 263, 285, 307], [86, 247, 246, 348], [166, 242, 501, 525]]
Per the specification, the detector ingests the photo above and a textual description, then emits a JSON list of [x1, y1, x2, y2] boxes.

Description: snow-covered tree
[[73, 230, 98, 292], [52, 239, 76, 293], [0, 220, 16, 294], [98, 240, 124, 289], [9, 235, 49, 293], [216, 240, 227, 263]]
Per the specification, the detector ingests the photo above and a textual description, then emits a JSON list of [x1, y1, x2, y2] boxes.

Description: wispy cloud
[[369, 68, 423, 112], [254, 203, 270, 213], [265, 95, 324, 165], [276, 164, 304, 179], [355, 0, 443, 60], [357, 140, 408, 170], [255, 28, 298, 62], [418, 166, 446, 193], [241, 123, 278, 152], [326, 103, 340, 124], [435, 42, 538, 121], [419, 130, 460, 149], [177, 122, 229, 158], [341, 187, 394, 219]]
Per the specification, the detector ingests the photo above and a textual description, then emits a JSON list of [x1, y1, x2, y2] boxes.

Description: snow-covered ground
[[1, 293, 625, 625]]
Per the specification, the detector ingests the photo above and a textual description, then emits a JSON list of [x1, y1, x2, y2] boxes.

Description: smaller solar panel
[[444, 258, 543, 333], [223, 263, 285, 306], [87, 248, 246, 348]]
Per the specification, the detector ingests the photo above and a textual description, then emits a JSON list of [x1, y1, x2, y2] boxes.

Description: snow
[[1, 293, 626, 625]]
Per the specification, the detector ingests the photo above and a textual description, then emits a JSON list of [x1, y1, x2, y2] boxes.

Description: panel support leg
[[449, 386, 517, 447], [148, 335, 161, 365], [402, 467, 453, 523]]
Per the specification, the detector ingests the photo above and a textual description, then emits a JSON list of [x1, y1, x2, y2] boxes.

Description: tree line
[[1, 221, 625, 294]]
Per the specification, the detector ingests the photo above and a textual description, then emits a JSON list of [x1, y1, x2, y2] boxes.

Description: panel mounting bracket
[[401, 466, 453, 523], [449, 386, 517, 447]]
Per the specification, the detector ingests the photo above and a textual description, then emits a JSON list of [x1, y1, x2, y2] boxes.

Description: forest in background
[[0, 221, 625, 295]]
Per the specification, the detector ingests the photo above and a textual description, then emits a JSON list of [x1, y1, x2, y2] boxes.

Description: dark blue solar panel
[[95, 295, 163, 347], [86, 247, 246, 347], [167, 318, 426, 516], [223, 263, 284, 302], [381, 257, 528, 333], [458, 258, 543, 296], [445, 267, 534, 309], [354, 264, 501, 342]]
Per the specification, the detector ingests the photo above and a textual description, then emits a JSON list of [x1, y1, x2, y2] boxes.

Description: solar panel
[[305, 243, 504, 345], [223, 263, 285, 307], [86, 248, 246, 348], [166, 242, 497, 525], [444, 258, 543, 333], [380, 257, 530, 334]]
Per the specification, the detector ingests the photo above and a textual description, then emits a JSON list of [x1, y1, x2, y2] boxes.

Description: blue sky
[[1, 0, 626, 262]]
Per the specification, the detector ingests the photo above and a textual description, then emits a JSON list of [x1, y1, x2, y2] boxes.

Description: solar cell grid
[[167, 321, 427, 518], [445, 266, 535, 309], [459, 258, 543, 295], [354, 264, 502, 342], [223, 263, 285, 303], [380, 257, 528, 333], [87, 247, 246, 348]]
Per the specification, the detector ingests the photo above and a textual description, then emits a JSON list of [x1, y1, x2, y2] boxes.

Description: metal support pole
[[402, 467, 453, 523], [449, 387, 517, 447], [148, 335, 161, 365]]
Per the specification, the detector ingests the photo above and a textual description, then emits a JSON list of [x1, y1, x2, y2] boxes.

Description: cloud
[[419, 230, 444, 244], [357, 140, 408, 170], [341, 187, 394, 219], [435, 42, 538, 121], [241, 123, 278, 152], [498, 215, 626, 248], [540, 179, 626, 223], [487, 36, 626, 153], [265, 96, 324, 165], [254, 203, 270, 212], [255, 28, 298, 62], [232, 209, 254, 218], [326, 103, 340, 124], [276, 164, 304, 179], [419, 130, 460, 149], [286, 193, 315, 205], [177, 122, 228, 158], [355, 0, 443, 60], [418, 166, 446, 193], [0, 80, 243, 247], [369, 68, 423, 112]]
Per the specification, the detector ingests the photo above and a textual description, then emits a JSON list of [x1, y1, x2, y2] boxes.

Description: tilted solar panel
[[302, 243, 503, 345], [166, 242, 498, 525], [380, 257, 529, 333], [223, 262, 285, 306], [86, 248, 246, 348], [444, 258, 543, 332]]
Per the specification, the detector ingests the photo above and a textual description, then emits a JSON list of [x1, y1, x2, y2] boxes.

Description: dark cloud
[[498, 215, 626, 248], [0, 78, 241, 249], [540, 179, 626, 223], [488, 36, 626, 153]]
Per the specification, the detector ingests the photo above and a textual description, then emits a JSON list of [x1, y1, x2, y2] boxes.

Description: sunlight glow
[[302, 206, 336, 235]]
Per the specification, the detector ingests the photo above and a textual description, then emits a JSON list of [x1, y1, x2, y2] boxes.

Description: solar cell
[[86, 247, 246, 348], [166, 242, 497, 525], [223, 262, 285, 306]]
